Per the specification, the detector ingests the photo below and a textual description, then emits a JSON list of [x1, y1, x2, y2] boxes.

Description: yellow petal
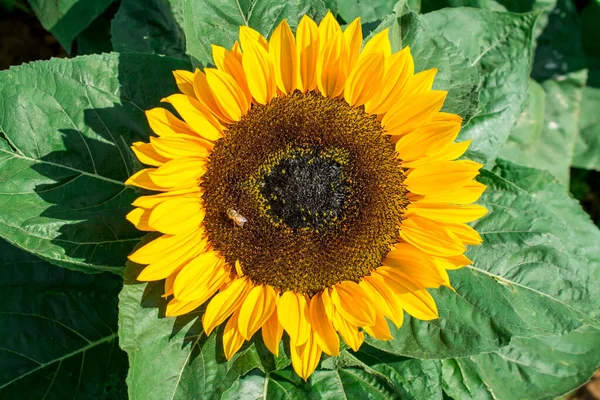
[[330, 309, 364, 351], [382, 91, 447, 137], [145, 107, 197, 138], [237, 285, 277, 340], [309, 292, 340, 356], [125, 168, 168, 191], [148, 196, 205, 234], [173, 251, 227, 301], [402, 68, 437, 96], [403, 160, 482, 196], [212, 44, 251, 100], [126, 207, 154, 231], [400, 215, 466, 257], [262, 311, 283, 356], [132, 187, 201, 208], [316, 32, 347, 97], [318, 11, 342, 52], [223, 311, 246, 360], [296, 15, 319, 92], [395, 120, 461, 163], [432, 253, 473, 270], [277, 291, 311, 346], [129, 229, 200, 264], [358, 278, 393, 319], [163, 272, 176, 297], [239, 26, 268, 50], [344, 53, 385, 106], [241, 32, 276, 104], [363, 275, 404, 328], [442, 221, 483, 245], [269, 19, 297, 94], [290, 334, 322, 381], [365, 47, 414, 115], [150, 136, 212, 159], [383, 243, 447, 288], [161, 94, 223, 141], [147, 157, 206, 189], [399, 140, 472, 169], [363, 311, 393, 340], [331, 281, 376, 327], [165, 297, 204, 317], [411, 182, 486, 205], [136, 234, 209, 281], [192, 70, 230, 123], [131, 142, 170, 167], [205, 68, 250, 121], [377, 271, 439, 320], [407, 203, 487, 223], [343, 18, 362, 71], [173, 70, 196, 97], [360, 29, 391, 59], [202, 277, 252, 335]]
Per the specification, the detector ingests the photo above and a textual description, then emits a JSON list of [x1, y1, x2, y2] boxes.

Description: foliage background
[[0, 0, 599, 399]]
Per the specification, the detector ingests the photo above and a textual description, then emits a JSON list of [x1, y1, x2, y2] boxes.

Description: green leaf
[[75, 6, 115, 56], [0, 53, 190, 274], [442, 325, 600, 400], [335, 0, 397, 24], [399, 12, 480, 124], [492, 158, 600, 269], [0, 238, 127, 398], [222, 370, 308, 399], [574, 86, 600, 171], [419, 9, 538, 164], [420, 0, 555, 13], [366, 165, 600, 358], [111, 0, 187, 60], [223, 347, 443, 399], [500, 0, 588, 185], [182, 0, 327, 66], [26, 0, 115, 52], [573, 2, 600, 171], [500, 70, 587, 186]]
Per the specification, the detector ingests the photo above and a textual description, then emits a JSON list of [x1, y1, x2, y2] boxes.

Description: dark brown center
[[201, 91, 408, 295]]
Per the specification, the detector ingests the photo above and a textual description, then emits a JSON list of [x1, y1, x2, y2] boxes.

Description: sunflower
[[125, 12, 487, 380]]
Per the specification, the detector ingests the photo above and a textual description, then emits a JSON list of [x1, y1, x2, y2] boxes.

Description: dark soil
[[0, 8, 67, 70]]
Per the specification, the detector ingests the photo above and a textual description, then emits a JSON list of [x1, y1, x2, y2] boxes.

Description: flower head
[[126, 12, 486, 380]]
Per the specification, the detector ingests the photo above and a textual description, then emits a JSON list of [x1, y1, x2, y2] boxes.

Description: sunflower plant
[[1, 0, 599, 399]]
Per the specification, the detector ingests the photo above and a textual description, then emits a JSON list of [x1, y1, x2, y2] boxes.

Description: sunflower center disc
[[259, 148, 350, 229], [202, 91, 408, 295]]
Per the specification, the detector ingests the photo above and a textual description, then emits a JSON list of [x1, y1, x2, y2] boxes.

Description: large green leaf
[[500, 0, 587, 185], [366, 165, 600, 358], [111, 0, 187, 60], [574, 86, 600, 171], [419, 9, 537, 165], [0, 53, 189, 274], [335, 0, 397, 23], [420, 0, 555, 13], [0, 239, 127, 398], [119, 261, 290, 400], [26, 0, 115, 52], [442, 325, 600, 400], [573, 1, 600, 171], [499, 70, 587, 186], [182, 0, 327, 66], [492, 158, 600, 269]]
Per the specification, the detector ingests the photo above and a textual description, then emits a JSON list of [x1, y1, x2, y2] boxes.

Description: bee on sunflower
[[125, 12, 487, 380]]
